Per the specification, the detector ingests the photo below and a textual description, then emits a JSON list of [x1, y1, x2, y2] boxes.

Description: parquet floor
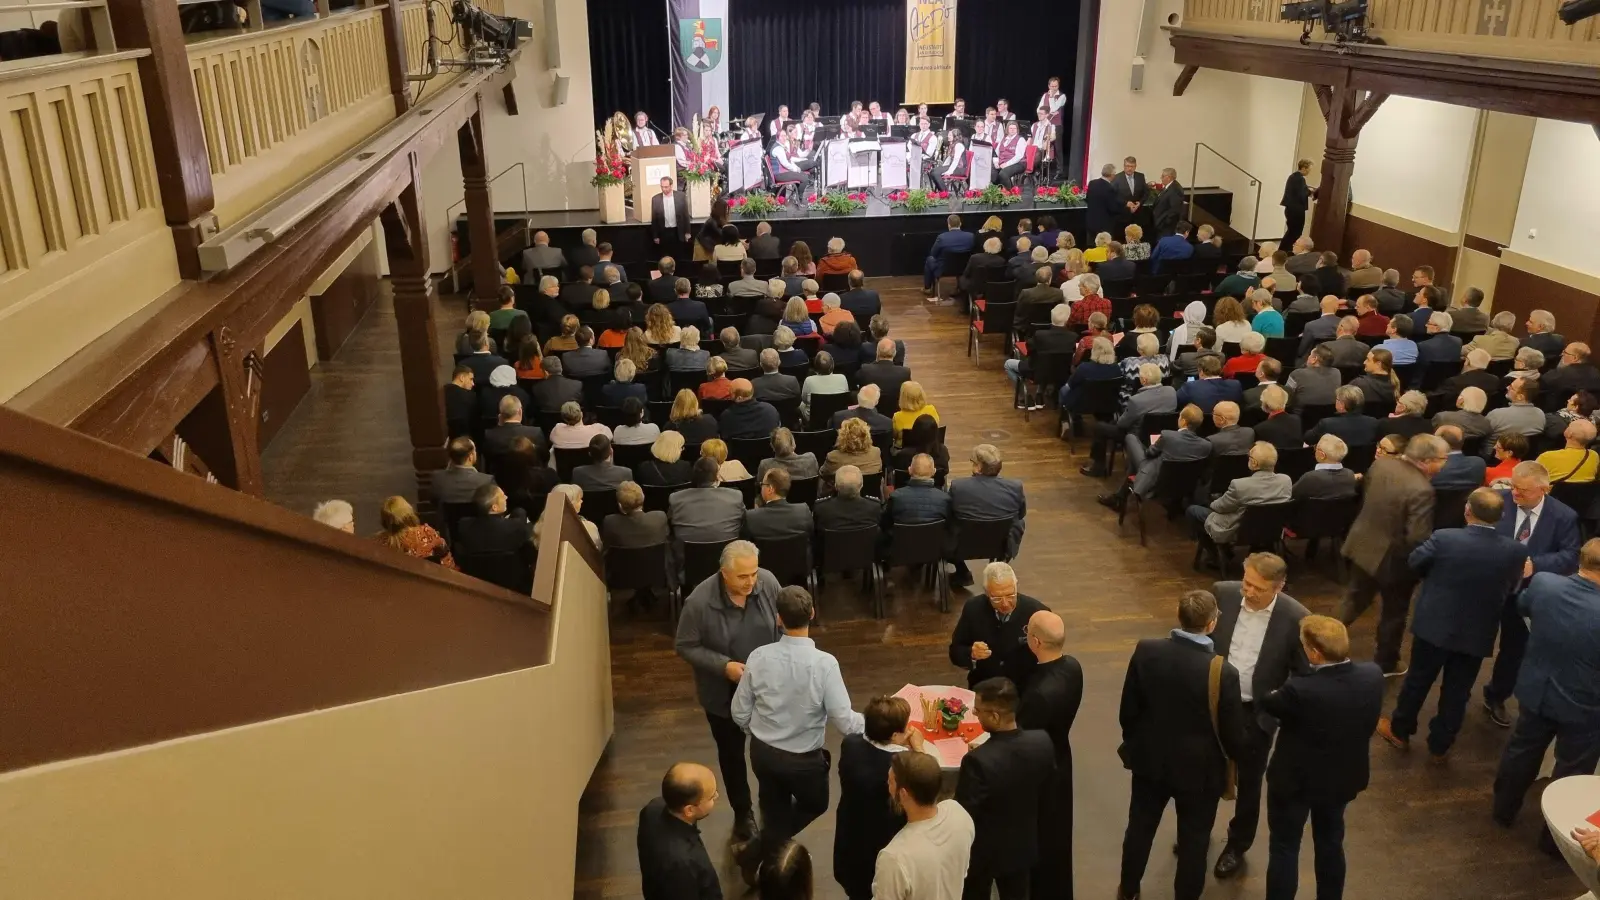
[[261, 278, 1579, 900]]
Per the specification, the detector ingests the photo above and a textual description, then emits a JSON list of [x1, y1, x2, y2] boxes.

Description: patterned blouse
[[1122, 241, 1152, 261], [380, 525, 457, 570]]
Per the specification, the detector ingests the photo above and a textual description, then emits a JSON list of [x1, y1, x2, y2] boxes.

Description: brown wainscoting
[[1342, 214, 1456, 285], [311, 269, 382, 361], [257, 320, 312, 450], [1461, 233, 1505, 259], [1493, 264, 1600, 347]]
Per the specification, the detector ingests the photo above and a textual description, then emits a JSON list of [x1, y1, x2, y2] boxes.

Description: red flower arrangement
[[590, 132, 627, 188]]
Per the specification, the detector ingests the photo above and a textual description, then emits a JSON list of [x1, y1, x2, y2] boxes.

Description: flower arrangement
[[886, 188, 950, 213], [919, 695, 968, 733], [1145, 181, 1164, 204], [678, 128, 720, 185], [963, 184, 1022, 207], [805, 190, 868, 215], [590, 129, 627, 188], [727, 191, 783, 217], [1035, 181, 1087, 208]]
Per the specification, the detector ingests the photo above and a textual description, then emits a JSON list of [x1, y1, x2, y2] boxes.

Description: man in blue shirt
[[1149, 220, 1195, 274], [1176, 354, 1244, 416], [923, 214, 976, 296], [733, 585, 864, 877], [1378, 314, 1419, 365]]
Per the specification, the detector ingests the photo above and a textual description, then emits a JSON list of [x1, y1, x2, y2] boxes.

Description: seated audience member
[[668, 457, 745, 544], [1432, 386, 1493, 442], [1520, 309, 1563, 358], [1464, 312, 1520, 360], [531, 356, 584, 412], [503, 316, 535, 366], [1066, 275, 1111, 329], [1445, 285, 1489, 333], [643, 303, 682, 346], [1122, 223, 1151, 261], [1208, 401, 1255, 456], [444, 364, 477, 436], [948, 444, 1027, 580], [1098, 240, 1137, 283], [550, 401, 611, 450], [1545, 390, 1600, 443], [1188, 440, 1292, 549], [1117, 332, 1171, 405], [1295, 295, 1344, 362], [1379, 315, 1419, 365], [814, 465, 882, 534], [729, 258, 768, 299], [717, 327, 759, 370], [1353, 294, 1390, 338], [962, 236, 1008, 296], [782, 252, 811, 292], [1082, 363, 1175, 478], [1372, 268, 1408, 314], [1319, 314, 1372, 369], [456, 309, 496, 357], [572, 435, 631, 492], [1175, 327, 1225, 378], [598, 306, 633, 349], [1436, 348, 1503, 401], [452, 483, 533, 576], [667, 278, 712, 333], [1176, 354, 1243, 416], [894, 414, 951, 484], [1485, 433, 1529, 485], [1286, 237, 1318, 276], [1509, 347, 1545, 387], [1294, 435, 1359, 501], [1266, 249, 1295, 293], [1018, 267, 1063, 327], [1432, 425, 1488, 488], [748, 222, 780, 260], [830, 384, 893, 434], [1058, 250, 1090, 303], [666, 326, 711, 372], [1078, 232, 1105, 265], [1104, 402, 1213, 509], [771, 325, 809, 368], [1379, 390, 1435, 441], [719, 379, 781, 439], [817, 237, 858, 276], [545, 314, 582, 354], [1212, 296, 1252, 346], [1373, 432, 1408, 463], [1214, 256, 1261, 299], [757, 427, 820, 482], [1249, 290, 1285, 337], [482, 394, 546, 460], [743, 468, 814, 552], [612, 397, 660, 446], [1252, 385, 1303, 450], [781, 296, 817, 338], [647, 258, 679, 304], [1543, 341, 1600, 401], [1307, 250, 1347, 299], [1242, 358, 1283, 411], [822, 417, 886, 488], [752, 348, 801, 404], [712, 226, 747, 263], [839, 270, 881, 321], [884, 453, 952, 529], [818, 293, 854, 336], [892, 381, 941, 445], [1306, 385, 1379, 448], [1223, 332, 1268, 378], [601, 359, 649, 407], [1488, 377, 1546, 438], [1070, 313, 1113, 367], [1149, 220, 1195, 273], [1286, 344, 1342, 412], [636, 431, 694, 486], [558, 268, 596, 312], [666, 389, 719, 445], [581, 287, 617, 331], [496, 437, 558, 516], [1350, 348, 1401, 409], [377, 495, 456, 569], [1008, 305, 1078, 409], [534, 484, 601, 549], [698, 357, 733, 400], [1193, 223, 1223, 258], [1409, 284, 1447, 333], [823, 320, 866, 369], [462, 331, 510, 387], [1346, 248, 1382, 291], [477, 365, 532, 430], [1416, 311, 1462, 363], [700, 437, 751, 485], [1169, 300, 1209, 358], [1536, 418, 1600, 483], [434, 436, 494, 504], [600, 481, 670, 573], [802, 351, 850, 412]]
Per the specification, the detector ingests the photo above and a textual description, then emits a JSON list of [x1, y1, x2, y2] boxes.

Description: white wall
[[1509, 118, 1600, 278], [1087, 0, 1304, 240], [1348, 95, 1476, 233], [420, 0, 597, 269]]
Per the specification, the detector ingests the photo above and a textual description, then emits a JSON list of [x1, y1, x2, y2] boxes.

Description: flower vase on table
[[896, 684, 985, 769]]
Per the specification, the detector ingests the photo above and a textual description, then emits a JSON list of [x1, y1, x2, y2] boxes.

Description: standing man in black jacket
[[949, 562, 1047, 690], [636, 762, 723, 900], [1118, 589, 1249, 900], [1281, 159, 1314, 247], [1086, 164, 1123, 248], [1151, 168, 1186, 237], [1017, 610, 1084, 900], [1261, 616, 1385, 900], [651, 176, 692, 261], [956, 677, 1057, 900], [832, 695, 930, 900]]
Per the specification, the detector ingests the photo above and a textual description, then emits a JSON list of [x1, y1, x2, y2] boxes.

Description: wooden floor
[[262, 278, 1578, 900]]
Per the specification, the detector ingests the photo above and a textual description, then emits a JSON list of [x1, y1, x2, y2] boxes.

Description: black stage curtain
[[587, 0, 671, 132], [956, 3, 1082, 126], [728, 0, 904, 119]]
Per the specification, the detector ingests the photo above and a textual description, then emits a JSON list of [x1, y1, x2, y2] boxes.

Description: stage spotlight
[[1280, 1, 1322, 21], [1559, 0, 1600, 25]]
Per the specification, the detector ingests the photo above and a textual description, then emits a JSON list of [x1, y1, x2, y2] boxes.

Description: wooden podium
[[630, 146, 677, 223]]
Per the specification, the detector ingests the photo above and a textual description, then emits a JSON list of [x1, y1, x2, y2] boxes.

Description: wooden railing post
[[107, 0, 216, 279], [458, 105, 502, 303], [378, 0, 412, 116], [1310, 72, 1387, 255], [383, 155, 449, 512]]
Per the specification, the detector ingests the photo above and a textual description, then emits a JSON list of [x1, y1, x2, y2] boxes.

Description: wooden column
[[383, 156, 449, 512], [1309, 71, 1387, 255], [377, 0, 411, 116], [458, 106, 502, 304], [108, 0, 216, 279]]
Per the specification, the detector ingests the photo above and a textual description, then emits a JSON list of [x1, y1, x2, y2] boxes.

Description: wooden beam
[[384, 156, 449, 512], [1173, 64, 1199, 97]]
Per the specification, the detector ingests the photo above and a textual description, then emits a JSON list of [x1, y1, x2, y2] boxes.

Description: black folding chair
[[1213, 501, 1296, 575], [950, 517, 1015, 589], [439, 501, 479, 544], [754, 534, 816, 591], [820, 272, 850, 292], [579, 489, 619, 526], [732, 477, 759, 508], [816, 526, 884, 617], [1343, 443, 1377, 474], [642, 482, 689, 513], [1284, 495, 1361, 577], [789, 476, 820, 507], [1207, 453, 1253, 497], [770, 395, 803, 429], [682, 539, 733, 594], [861, 470, 884, 499], [885, 520, 950, 612], [1061, 378, 1123, 455], [1420, 359, 1463, 391], [969, 301, 1019, 364], [806, 391, 855, 429], [728, 437, 774, 475], [1432, 487, 1475, 531], [793, 429, 838, 461], [553, 447, 589, 482], [1121, 457, 1208, 547], [604, 543, 678, 619], [1275, 445, 1316, 482], [1299, 403, 1335, 433], [613, 442, 653, 471], [454, 543, 535, 594]]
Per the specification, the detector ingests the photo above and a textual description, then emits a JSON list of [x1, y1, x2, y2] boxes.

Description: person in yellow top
[[1083, 231, 1113, 264], [1536, 418, 1600, 484], [892, 380, 941, 446]]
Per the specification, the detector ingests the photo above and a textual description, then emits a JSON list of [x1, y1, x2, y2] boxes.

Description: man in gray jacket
[[728, 258, 771, 298], [1101, 403, 1213, 509], [669, 458, 746, 545], [1286, 345, 1342, 412], [674, 539, 783, 844], [1082, 363, 1176, 477], [1208, 402, 1256, 457], [433, 437, 494, 504], [949, 444, 1028, 586], [1189, 441, 1293, 548]]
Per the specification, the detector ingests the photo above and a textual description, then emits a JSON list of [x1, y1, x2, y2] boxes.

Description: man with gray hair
[[520, 229, 565, 275], [1081, 362, 1176, 478], [1374, 268, 1407, 315], [1005, 303, 1076, 410], [1342, 433, 1448, 673], [1432, 386, 1493, 442], [752, 348, 800, 403], [482, 393, 546, 461], [1417, 310, 1462, 364], [718, 326, 759, 370], [857, 338, 913, 414], [749, 219, 781, 260], [1541, 340, 1600, 401], [312, 499, 355, 533], [570, 226, 600, 271], [729, 257, 769, 298], [1087, 162, 1122, 242], [674, 538, 783, 844], [1216, 255, 1262, 299], [813, 464, 881, 533], [1520, 307, 1563, 359], [1347, 247, 1382, 290], [1449, 285, 1490, 333], [1465, 311, 1521, 361], [830, 382, 893, 433], [949, 444, 1028, 586], [1294, 434, 1358, 501], [1286, 343, 1341, 411], [1188, 441, 1292, 549], [949, 561, 1048, 689]]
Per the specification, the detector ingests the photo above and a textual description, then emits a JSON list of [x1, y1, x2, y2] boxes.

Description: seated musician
[[672, 127, 692, 168], [994, 120, 1027, 189], [1030, 106, 1056, 180], [930, 129, 969, 192], [978, 107, 1002, 144], [948, 98, 969, 120], [894, 108, 911, 127], [769, 104, 791, 138], [840, 100, 864, 130], [912, 117, 940, 160], [698, 122, 725, 171], [841, 112, 866, 139], [769, 132, 810, 186], [704, 104, 722, 133], [799, 109, 819, 152], [867, 100, 886, 126], [916, 102, 930, 122], [996, 98, 1015, 121], [738, 115, 761, 144], [634, 111, 658, 146]]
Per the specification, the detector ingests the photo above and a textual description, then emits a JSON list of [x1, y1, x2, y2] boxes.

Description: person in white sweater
[[873, 751, 975, 900]]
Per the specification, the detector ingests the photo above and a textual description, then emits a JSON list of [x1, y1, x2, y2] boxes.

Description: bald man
[[636, 762, 722, 900], [1018, 609, 1084, 900], [520, 229, 566, 275]]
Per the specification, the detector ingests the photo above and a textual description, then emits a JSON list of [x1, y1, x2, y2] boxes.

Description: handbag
[[1207, 655, 1238, 802]]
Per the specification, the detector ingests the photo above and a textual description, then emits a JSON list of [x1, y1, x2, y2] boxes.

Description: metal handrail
[[446, 161, 531, 293], [1189, 142, 1262, 243]]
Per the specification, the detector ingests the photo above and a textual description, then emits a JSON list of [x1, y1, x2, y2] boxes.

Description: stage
[[458, 187, 1234, 278]]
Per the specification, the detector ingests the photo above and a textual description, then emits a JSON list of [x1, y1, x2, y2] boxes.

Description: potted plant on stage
[[727, 191, 783, 218], [886, 188, 951, 214], [679, 132, 719, 219], [591, 130, 628, 224], [805, 190, 868, 216], [1033, 182, 1087, 208], [961, 184, 1022, 209]]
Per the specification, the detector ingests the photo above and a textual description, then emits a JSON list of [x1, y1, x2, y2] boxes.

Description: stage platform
[[457, 187, 1233, 278]]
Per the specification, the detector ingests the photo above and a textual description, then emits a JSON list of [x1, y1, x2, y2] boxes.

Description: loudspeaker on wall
[[544, 0, 561, 69], [553, 73, 570, 106]]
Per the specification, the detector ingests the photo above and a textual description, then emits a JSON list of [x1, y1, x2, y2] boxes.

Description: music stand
[[947, 118, 977, 142], [890, 124, 913, 140]]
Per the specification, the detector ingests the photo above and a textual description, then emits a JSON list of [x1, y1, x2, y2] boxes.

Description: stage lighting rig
[[451, 0, 531, 67], [1280, 0, 1374, 46], [1559, 0, 1600, 25]]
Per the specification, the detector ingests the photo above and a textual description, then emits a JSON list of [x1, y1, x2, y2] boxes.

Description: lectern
[[631, 146, 677, 222]]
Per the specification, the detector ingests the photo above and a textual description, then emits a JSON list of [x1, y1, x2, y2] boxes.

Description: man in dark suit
[[572, 435, 631, 492], [960, 236, 1008, 298], [601, 481, 670, 550], [1176, 355, 1244, 416], [434, 436, 495, 504], [829, 384, 894, 435], [1096, 241, 1137, 283], [452, 483, 534, 591], [461, 333, 508, 386], [838, 270, 881, 322], [956, 677, 1057, 900], [558, 267, 597, 312], [568, 230, 601, 274], [1207, 402, 1256, 457], [636, 762, 721, 900], [923, 213, 977, 296], [1005, 237, 1037, 283], [666, 278, 713, 334], [813, 465, 881, 535], [1305, 385, 1379, 449], [743, 468, 814, 549], [1435, 348, 1504, 403], [857, 340, 913, 414], [751, 349, 800, 403], [949, 561, 1047, 691], [748, 220, 781, 260], [884, 454, 951, 529], [649, 177, 691, 260], [718, 380, 781, 440], [1483, 464, 1583, 726], [1110, 402, 1213, 507], [1491, 538, 1600, 835], [1151, 168, 1185, 237], [1281, 159, 1313, 246], [1118, 589, 1249, 900], [481, 395, 546, 461], [1113, 156, 1148, 230], [949, 444, 1028, 584], [646, 257, 680, 304], [1378, 488, 1527, 759], [1018, 610, 1084, 900], [1086, 164, 1123, 243], [1540, 341, 1600, 402], [1293, 434, 1359, 501], [716, 327, 760, 370], [444, 365, 477, 438], [1208, 553, 1311, 880], [1260, 616, 1385, 900], [1294, 297, 1344, 363], [1431, 425, 1488, 489], [529, 356, 584, 412], [561, 327, 610, 379]]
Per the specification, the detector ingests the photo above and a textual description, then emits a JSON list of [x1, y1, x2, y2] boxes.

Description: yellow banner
[[904, 0, 957, 104]]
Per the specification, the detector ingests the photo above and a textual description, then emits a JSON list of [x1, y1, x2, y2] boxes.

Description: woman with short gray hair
[[756, 426, 820, 483]]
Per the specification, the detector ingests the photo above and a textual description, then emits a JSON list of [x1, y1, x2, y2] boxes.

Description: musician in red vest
[[930, 128, 969, 192], [995, 121, 1028, 189], [995, 98, 1015, 121], [1030, 106, 1056, 182], [633, 111, 659, 146], [978, 107, 1002, 144], [768, 104, 791, 139], [912, 116, 940, 161], [799, 109, 818, 152], [1038, 76, 1068, 175]]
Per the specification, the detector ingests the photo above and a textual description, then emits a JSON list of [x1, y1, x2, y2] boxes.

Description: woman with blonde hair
[[789, 240, 816, 276], [545, 314, 581, 353], [376, 496, 456, 569], [1212, 296, 1252, 344], [644, 303, 681, 345], [635, 430, 693, 486], [892, 381, 941, 444], [699, 356, 733, 400], [1254, 241, 1278, 274], [782, 296, 816, 337], [619, 326, 658, 372], [668, 388, 718, 444], [455, 309, 495, 355], [701, 437, 752, 483], [666, 326, 710, 371], [1060, 248, 1089, 302], [821, 417, 883, 487], [979, 215, 1004, 235], [1122, 223, 1151, 261], [1084, 231, 1113, 264], [1048, 230, 1077, 264]]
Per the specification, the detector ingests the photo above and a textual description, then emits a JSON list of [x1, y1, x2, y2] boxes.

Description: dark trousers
[[1030, 770, 1074, 900], [997, 161, 1027, 189], [1388, 636, 1485, 755], [706, 711, 753, 816], [924, 255, 945, 289], [930, 170, 965, 193], [1265, 791, 1348, 900], [963, 863, 1030, 900], [1282, 207, 1306, 246], [1338, 563, 1416, 671], [1089, 422, 1124, 466], [1226, 711, 1274, 851], [1491, 707, 1600, 824], [749, 737, 831, 857], [1484, 593, 1530, 704], [1120, 774, 1220, 900]]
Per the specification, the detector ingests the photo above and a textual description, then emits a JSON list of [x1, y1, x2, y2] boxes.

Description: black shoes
[[731, 811, 757, 843], [1483, 697, 1511, 728], [1213, 844, 1245, 879], [1079, 464, 1108, 478], [1096, 492, 1124, 511]]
